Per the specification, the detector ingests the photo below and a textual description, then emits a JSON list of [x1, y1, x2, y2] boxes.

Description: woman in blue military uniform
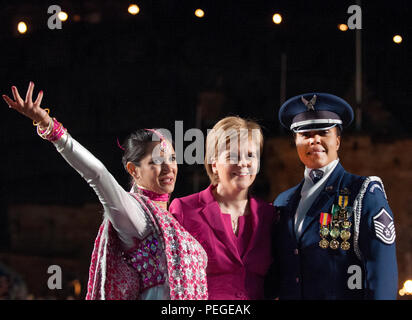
[[265, 93, 398, 300]]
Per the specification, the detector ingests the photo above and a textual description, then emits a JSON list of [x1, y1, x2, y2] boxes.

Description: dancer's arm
[[53, 132, 151, 246], [2, 83, 150, 247]]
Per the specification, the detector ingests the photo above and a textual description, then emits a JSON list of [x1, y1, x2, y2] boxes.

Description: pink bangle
[[37, 118, 54, 138], [48, 119, 66, 142], [37, 118, 67, 142]]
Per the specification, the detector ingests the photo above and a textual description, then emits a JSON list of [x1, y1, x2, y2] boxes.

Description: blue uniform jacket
[[266, 163, 398, 300]]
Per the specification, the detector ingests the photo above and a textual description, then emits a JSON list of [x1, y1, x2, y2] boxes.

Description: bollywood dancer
[[2, 82, 208, 300]]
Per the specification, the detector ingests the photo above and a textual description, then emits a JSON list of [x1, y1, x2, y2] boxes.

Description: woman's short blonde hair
[[204, 116, 264, 186]]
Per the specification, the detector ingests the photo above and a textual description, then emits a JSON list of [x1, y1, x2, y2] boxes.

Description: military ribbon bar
[[320, 212, 331, 227], [338, 195, 349, 208]]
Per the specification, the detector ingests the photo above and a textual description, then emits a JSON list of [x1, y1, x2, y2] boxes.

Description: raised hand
[[2, 81, 51, 127]]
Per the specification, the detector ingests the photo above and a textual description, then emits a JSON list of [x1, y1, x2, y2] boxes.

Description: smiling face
[[212, 137, 260, 194], [295, 127, 341, 169], [127, 141, 177, 194]]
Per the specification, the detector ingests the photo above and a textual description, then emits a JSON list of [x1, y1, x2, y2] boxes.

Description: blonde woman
[[169, 116, 277, 300]]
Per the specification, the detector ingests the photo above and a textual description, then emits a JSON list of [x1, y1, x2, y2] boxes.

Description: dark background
[[0, 0, 411, 298], [1, 0, 410, 201]]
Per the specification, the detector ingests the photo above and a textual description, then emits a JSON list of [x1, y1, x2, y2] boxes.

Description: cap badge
[[301, 95, 317, 111]]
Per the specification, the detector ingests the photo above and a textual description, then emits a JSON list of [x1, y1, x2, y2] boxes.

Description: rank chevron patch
[[373, 208, 396, 245]]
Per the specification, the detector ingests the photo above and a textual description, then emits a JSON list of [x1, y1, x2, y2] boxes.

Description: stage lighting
[[404, 280, 412, 294], [393, 35, 402, 44], [128, 4, 140, 15], [338, 24, 348, 32], [272, 13, 282, 24], [17, 21, 27, 34], [399, 280, 412, 296], [58, 11, 68, 22], [195, 9, 205, 18]]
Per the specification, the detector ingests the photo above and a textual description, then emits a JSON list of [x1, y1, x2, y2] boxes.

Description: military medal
[[340, 229, 351, 251], [338, 209, 346, 220], [320, 227, 330, 237], [330, 239, 340, 250], [319, 212, 331, 237], [319, 238, 329, 249], [329, 223, 340, 249], [340, 210, 352, 251], [338, 195, 349, 208], [331, 194, 352, 251], [341, 241, 350, 250], [340, 229, 351, 240], [318, 192, 353, 251], [332, 204, 340, 216], [318, 212, 332, 249], [330, 227, 340, 239]]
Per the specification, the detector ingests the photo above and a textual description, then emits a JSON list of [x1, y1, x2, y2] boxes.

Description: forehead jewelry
[[145, 129, 169, 152]]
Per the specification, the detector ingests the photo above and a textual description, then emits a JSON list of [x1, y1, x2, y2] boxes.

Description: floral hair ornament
[[145, 128, 170, 153]]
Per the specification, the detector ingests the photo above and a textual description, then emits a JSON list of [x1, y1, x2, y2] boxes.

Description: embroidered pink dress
[[50, 130, 208, 300]]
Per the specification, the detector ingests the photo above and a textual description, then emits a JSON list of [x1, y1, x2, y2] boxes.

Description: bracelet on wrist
[[35, 109, 67, 142], [33, 108, 50, 126]]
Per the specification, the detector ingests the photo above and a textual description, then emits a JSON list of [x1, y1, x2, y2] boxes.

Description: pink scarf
[[85, 193, 208, 300]]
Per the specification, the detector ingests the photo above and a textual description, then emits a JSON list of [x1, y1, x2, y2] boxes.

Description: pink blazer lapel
[[242, 197, 260, 259]]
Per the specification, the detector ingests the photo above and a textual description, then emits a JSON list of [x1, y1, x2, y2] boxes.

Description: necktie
[[309, 169, 324, 184]]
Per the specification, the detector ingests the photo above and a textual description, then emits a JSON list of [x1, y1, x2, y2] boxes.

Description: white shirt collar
[[304, 159, 340, 186]]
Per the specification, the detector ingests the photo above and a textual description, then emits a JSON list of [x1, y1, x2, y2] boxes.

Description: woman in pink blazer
[[169, 116, 277, 300]]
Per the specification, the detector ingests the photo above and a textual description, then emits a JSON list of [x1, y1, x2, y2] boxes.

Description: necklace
[[231, 216, 239, 235], [213, 189, 249, 235]]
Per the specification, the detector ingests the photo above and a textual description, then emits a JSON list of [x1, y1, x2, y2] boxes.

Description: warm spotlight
[[195, 9, 205, 18], [128, 4, 140, 15], [338, 24, 348, 32], [393, 35, 403, 44], [58, 11, 68, 22], [404, 280, 412, 294], [272, 13, 282, 24], [399, 280, 412, 296], [17, 21, 27, 34], [71, 280, 81, 297]]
